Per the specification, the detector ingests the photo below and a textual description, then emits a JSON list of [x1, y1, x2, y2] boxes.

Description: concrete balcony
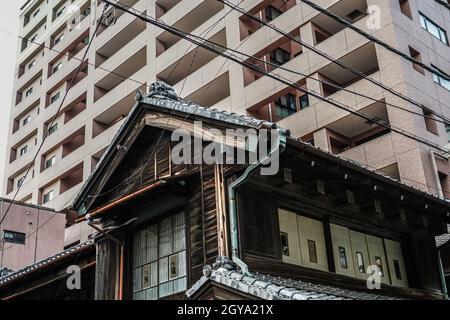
[[8, 120, 39, 149], [94, 32, 147, 82], [156, 10, 226, 74], [44, 76, 88, 116], [48, 17, 91, 62], [156, 0, 224, 49], [7, 144, 38, 179], [174, 55, 228, 99], [339, 132, 395, 169], [94, 58, 147, 103], [14, 89, 41, 112], [95, 0, 146, 49], [21, 8, 48, 38], [41, 122, 86, 158], [16, 61, 45, 91]]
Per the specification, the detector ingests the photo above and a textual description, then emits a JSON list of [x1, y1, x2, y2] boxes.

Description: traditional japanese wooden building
[[1, 82, 449, 300]]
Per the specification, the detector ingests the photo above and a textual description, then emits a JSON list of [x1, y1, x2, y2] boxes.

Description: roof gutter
[[76, 180, 166, 223], [227, 127, 288, 275]]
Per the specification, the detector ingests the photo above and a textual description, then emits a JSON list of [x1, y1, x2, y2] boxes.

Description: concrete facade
[[3, 0, 450, 213], [0, 198, 65, 271]]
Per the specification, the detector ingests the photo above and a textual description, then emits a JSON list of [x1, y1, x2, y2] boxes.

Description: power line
[[117, 1, 448, 126], [83, 0, 450, 203], [0, 4, 111, 229], [103, 0, 450, 156], [298, 0, 450, 82], [83, 0, 242, 201], [217, 0, 450, 126]]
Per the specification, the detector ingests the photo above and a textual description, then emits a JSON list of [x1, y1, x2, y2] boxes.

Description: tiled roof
[[0, 239, 95, 286], [72, 81, 450, 214], [436, 233, 450, 248], [186, 257, 402, 300]]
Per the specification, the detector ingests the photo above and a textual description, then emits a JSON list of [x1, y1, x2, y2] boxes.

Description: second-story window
[[132, 212, 187, 300], [3, 230, 26, 245], [419, 13, 448, 45]]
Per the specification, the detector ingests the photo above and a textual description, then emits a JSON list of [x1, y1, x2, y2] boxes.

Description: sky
[[0, 2, 22, 196]]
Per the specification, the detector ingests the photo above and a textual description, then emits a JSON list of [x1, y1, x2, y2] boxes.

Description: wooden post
[[95, 237, 120, 300]]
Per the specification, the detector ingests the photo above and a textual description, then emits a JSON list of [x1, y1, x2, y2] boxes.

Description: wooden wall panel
[[278, 209, 301, 266], [330, 224, 356, 278]]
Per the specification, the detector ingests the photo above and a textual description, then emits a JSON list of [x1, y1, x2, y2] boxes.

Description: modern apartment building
[[3, 0, 450, 215]]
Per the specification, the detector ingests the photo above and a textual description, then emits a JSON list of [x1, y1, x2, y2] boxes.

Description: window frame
[[419, 12, 448, 45], [3, 230, 26, 245], [130, 211, 188, 300], [43, 189, 54, 204]]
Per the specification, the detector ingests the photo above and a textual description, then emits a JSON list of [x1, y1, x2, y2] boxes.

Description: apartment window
[[307, 239, 318, 263], [423, 108, 439, 134], [270, 48, 291, 66], [17, 176, 25, 188], [446, 123, 450, 142], [132, 212, 187, 300], [30, 33, 38, 43], [299, 94, 310, 110], [45, 156, 56, 169], [33, 9, 40, 18], [432, 65, 450, 91], [54, 33, 64, 46], [408, 47, 425, 74], [3, 230, 26, 245], [28, 60, 36, 70], [56, 7, 66, 19], [275, 93, 297, 119], [19, 145, 28, 156], [356, 252, 365, 273], [50, 91, 61, 104], [265, 6, 282, 22], [338, 246, 348, 269], [25, 87, 33, 97], [393, 260, 402, 280], [280, 232, 289, 256], [419, 13, 448, 45], [48, 123, 58, 135], [22, 115, 31, 126], [399, 0, 412, 19], [43, 190, 54, 204], [52, 62, 63, 74]]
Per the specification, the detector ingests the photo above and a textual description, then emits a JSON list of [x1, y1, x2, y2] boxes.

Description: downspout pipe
[[437, 248, 449, 300], [228, 127, 289, 275], [430, 148, 444, 198]]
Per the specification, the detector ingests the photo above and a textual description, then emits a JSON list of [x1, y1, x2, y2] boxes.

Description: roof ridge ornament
[[137, 81, 179, 101]]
